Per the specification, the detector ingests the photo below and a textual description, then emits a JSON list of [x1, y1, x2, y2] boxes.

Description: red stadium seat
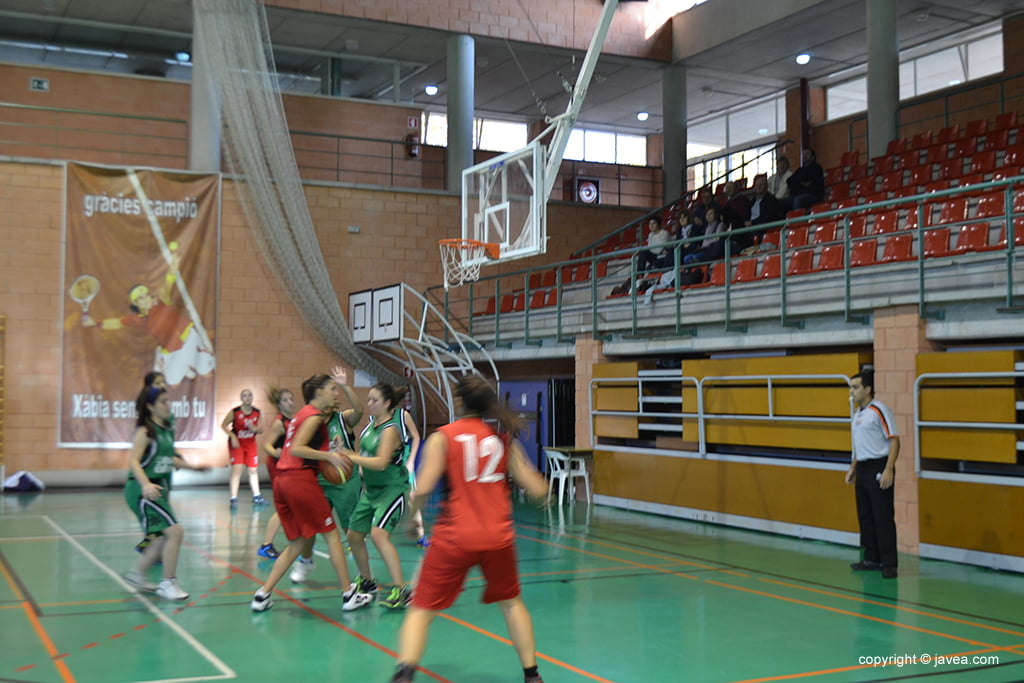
[[528, 272, 543, 290], [937, 125, 960, 144], [542, 269, 557, 288], [785, 225, 809, 249], [835, 198, 861, 212], [880, 234, 914, 262], [708, 263, 726, 286], [907, 165, 932, 187], [975, 192, 1005, 219], [993, 112, 1019, 130], [761, 254, 781, 279], [953, 138, 977, 158], [1003, 145, 1024, 167], [936, 159, 962, 181], [480, 296, 496, 316], [934, 198, 969, 226], [970, 150, 997, 175], [923, 228, 950, 258], [499, 294, 516, 314], [952, 222, 990, 253], [922, 180, 950, 194], [811, 221, 838, 244], [847, 215, 869, 240], [840, 150, 860, 167], [896, 150, 920, 169], [786, 249, 815, 276], [958, 172, 985, 188], [872, 211, 900, 234], [809, 201, 832, 215], [786, 209, 808, 220], [879, 171, 904, 193], [825, 166, 846, 186], [981, 129, 1009, 151], [873, 156, 898, 174], [962, 119, 988, 138], [732, 258, 759, 283], [887, 138, 908, 155], [817, 245, 845, 271], [850, 238, 879, 267], [926, 145, 950, 165], [983, 217, 1024, 251], [851, 178, 874, 197], [849, 163, 869, 180], [528, 290, 548, 309], [991, 166, 1024, 181], [829, 183, 851, 201], [911, 131, 935, 149]]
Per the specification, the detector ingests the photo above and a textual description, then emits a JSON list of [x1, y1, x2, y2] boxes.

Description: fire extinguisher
[[404, 133, 421, 158]]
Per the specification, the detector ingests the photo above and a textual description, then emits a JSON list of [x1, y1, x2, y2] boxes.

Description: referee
[[844, 371, 900, 579]]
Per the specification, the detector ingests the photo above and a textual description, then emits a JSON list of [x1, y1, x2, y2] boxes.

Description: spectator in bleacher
[[690, 186, 720, 230], [768, 156, 792, 200], [683, 205, 728, 265], [609, 215, 671, 296], [740, 175, 783, 252], [784, 148, 825, 211], [721, 181, 751, 232], [675, 208, 703, 260]]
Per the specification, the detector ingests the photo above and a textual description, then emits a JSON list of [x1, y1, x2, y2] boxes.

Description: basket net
[[438, 239, 498, 288]]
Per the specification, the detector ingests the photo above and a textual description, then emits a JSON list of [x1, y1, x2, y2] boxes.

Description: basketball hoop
[[438, 239, 499, 289]]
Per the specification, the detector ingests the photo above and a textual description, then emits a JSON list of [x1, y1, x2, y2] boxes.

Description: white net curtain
[[193, 0, 400, 386]]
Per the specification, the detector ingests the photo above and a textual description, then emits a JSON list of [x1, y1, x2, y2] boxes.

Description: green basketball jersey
[[358, 415, 408, 491], [129, 421, 176, 483], [326, 412, 355, 452]]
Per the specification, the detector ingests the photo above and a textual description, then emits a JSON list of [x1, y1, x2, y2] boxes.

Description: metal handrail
[[588, 373, 853, 459], [913, 371, 1024, 477]]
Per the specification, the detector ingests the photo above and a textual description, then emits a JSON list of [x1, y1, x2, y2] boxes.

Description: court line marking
[[216, 517, 616, 683], [439, 612, 619, 683], [0, 532, 140, 543], [517, 522, 1024, 638], [726, 645, 1017, 683], [517, 526, 1024, 682], [0, 553, 77, 683], [41, 515, 236, 682]]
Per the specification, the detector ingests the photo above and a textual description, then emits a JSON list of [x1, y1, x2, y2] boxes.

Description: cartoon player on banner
[[81, 242, 216, 386]]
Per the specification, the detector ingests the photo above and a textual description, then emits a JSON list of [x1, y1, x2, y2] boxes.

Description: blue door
[[500, 381, 548, 473]]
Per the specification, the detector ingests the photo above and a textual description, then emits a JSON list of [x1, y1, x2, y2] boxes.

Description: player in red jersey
[[389, 374, 549, 683], [221, 389, 264, 509], [256, 386, 295, 559], [250, 374, 355, 612]]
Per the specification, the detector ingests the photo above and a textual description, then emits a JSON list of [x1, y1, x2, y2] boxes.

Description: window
[[825, 29, 1003, 120], [564, 128, 648, 166], [421, 113, 527, 153]]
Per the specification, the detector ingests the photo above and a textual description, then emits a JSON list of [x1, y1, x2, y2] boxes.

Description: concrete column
[[662, 63, 687, 204], [446, 34, 475, 192], [872, 305, 940, 557], [866, 0, 899, 160], [188, 11, 221, 173]]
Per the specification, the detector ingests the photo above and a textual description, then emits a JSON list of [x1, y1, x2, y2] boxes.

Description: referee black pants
[[854, 457, 898, 569]]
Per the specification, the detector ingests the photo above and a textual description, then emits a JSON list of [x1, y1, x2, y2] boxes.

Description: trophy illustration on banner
[[68, 274, 101, 326]]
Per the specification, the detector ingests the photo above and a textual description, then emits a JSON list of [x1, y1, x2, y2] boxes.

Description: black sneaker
[[881, 566, 898, 579], [850, 560, 883, 571]]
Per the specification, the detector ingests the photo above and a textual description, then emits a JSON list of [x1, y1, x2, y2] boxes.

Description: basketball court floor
[[2, 488, 1022, 683]]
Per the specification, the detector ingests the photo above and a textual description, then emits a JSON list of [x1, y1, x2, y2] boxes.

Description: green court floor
[[1, 488, 1023, 683]]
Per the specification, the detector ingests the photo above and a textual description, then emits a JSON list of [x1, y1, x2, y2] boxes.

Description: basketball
[[319, 455, 353, 485]]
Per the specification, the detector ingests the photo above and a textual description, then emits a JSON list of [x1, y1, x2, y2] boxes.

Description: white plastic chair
[[544, 449, 592, 506]]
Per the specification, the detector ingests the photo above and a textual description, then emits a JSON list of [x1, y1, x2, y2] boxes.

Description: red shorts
[[229, 439, 258, 467], [272, 469, 336, 540], [266, 454, 278, 483], [412, 537, 521, 611]]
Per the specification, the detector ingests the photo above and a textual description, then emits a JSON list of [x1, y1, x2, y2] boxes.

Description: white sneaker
[[342, 590, 374, 612], [124, 570, 158, 593], [251, 591, 273, 612], [156, 578, 190, 601], [289, 557, 315, 583]]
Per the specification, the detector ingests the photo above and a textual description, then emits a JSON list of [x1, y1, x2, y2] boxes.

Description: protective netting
[[193, 0, 400, 386]]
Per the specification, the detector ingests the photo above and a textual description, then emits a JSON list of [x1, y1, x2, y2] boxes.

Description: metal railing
[[435, 173, 1024, 345], [588, 372, 853, 458], [914, 371, 1024, 483]]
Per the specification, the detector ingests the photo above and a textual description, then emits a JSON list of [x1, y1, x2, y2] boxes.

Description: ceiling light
[[175, 51, 191, 62], [424, 84, 439, 96], [758, 128, 768, 135], [795, 53, 810, 65], [636, 111, 649, 122]]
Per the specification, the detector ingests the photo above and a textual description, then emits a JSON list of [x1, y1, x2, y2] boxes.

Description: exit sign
[[30, 77, 49, 92]]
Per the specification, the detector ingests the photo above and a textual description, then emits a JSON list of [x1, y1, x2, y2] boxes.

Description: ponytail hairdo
[[455, 374, 521, 436], [267, 386, 293, 409], [301, 374, 332, 403], [372, 382, 408, 412]]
